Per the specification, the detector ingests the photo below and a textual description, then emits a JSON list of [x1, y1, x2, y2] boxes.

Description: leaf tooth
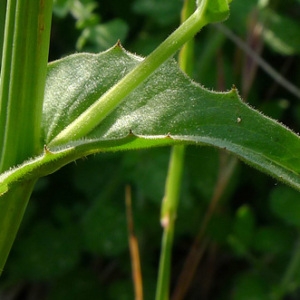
[[114, 39, 125, 50], [43, 145, 53, 156]]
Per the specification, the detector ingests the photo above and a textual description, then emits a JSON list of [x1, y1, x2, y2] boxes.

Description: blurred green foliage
[[1, 0, 300, 299]]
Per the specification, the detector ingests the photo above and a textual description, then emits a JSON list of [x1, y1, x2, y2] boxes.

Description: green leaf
[[133, 0, 182, 26], [76, 19, 129, 52], [2, 44, 300, 202], [41, 46, 300, 188], [53, 0, 74, 18], [262, 8, 300, 55]]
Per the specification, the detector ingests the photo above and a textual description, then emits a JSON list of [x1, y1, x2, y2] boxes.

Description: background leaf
[[132, 0, 182, 26], [262, 8, 300, 55]]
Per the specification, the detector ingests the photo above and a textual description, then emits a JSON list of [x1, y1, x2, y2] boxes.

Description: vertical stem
[[155, 145, 186, 300], [0, 181, 36, 275], [178, 0, 196, 76], [0, 0, 53, 275], [0, 0, 53, 171], [155, 1, 195, 299]]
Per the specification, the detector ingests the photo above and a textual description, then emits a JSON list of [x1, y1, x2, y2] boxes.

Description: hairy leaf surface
[[1, 45, 300, 195]]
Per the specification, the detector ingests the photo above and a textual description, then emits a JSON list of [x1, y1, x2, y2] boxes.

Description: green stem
[[155, 145, 186, 300], [155, 1, 195, 299], [0, 181, 36, 275], [178, 0, 196, 76], [48, 1, 210, 147], [0, 0, 53, 171], [0, 0, 53, 275]]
